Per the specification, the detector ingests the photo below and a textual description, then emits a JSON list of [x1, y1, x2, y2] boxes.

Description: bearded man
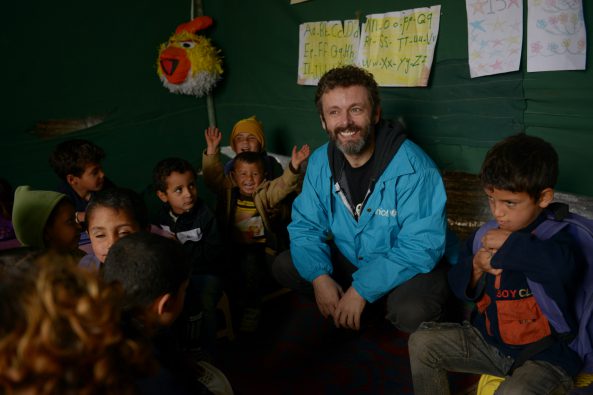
[[273, 65, 450, 333]]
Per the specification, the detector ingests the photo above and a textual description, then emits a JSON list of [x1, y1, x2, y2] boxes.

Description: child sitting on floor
[[0, 252, 155, 394], [203, 126, 310, 332], [49, 138, 114, 226], [153, 157, 224, 358], [408, 134, 581, 394], [80, 187, 150, 270], [102, 232, 233, 395], [12, 185, 82, 257]]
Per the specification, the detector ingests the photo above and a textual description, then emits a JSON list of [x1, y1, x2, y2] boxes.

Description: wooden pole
[[192, 0, 217, 127]]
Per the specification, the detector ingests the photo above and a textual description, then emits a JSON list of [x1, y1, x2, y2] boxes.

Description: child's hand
[[481, 228, 511, 251], [290, 144, 311, 171], [204, 126, 222, 155], [473, 247, 502, 276]]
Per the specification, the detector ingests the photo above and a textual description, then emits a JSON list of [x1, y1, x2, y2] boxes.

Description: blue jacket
[[289, 120, 447, 302]]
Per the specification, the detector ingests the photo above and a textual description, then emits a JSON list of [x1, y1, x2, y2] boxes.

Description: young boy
[[80, 187, 150, 269], [153, 157, 224, 356], [12, 186, 82, 257], [221, 115, 283, 179], [408, 134, 581, 394], [203, 127, 310, 331], [102, 232, 233, 395], [49, 138, 113, 226]]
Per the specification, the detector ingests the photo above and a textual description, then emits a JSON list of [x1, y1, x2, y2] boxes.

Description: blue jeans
[[408, 321, 573, 395]]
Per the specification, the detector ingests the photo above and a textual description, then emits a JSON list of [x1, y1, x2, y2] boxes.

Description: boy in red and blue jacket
[[408, 134, 582, 394]]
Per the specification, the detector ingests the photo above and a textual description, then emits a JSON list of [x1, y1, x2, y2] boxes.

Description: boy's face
[[44, 200, 81, 252], [88, 206, 142, 263], [232, 132, 261, 153], [485, 188, 551, 232], [69, 163, 105, 194], [232, 161, 265, 196], [156, 171, 197, 215]]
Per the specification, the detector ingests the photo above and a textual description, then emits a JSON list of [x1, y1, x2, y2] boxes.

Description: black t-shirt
[[343, 152, 376, 213]]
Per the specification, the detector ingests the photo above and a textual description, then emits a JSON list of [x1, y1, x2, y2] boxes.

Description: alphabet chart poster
[[297, 20, 360, 85], [357, 6, 441, 87], [466, 0, 523, 78], [296, 6, 441, 87], [527, 0, 586, 72]]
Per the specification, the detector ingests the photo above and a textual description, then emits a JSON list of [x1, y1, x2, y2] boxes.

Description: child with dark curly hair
[[0, 253, 156, 395]]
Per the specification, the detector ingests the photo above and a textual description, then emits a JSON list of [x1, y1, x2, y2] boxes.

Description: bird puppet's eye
[[180, 41, 196, 49]]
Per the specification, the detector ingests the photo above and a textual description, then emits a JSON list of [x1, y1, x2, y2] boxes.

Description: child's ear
[[151, 293, 178, 327], [66, 174, 78, 187], [156, 190, 168, 203], [538, 188, 554, 208]]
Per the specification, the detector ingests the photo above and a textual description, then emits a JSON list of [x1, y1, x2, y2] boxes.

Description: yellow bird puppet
[[157, 16, 223, 97]]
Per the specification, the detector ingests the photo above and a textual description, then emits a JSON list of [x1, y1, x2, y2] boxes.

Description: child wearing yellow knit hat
[[219, 115, 283, 179]]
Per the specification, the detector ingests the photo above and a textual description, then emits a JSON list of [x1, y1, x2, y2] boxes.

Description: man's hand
[[290, 144, 311, 171], [334, 286, 366, 330], [204, 126, 222, 155], [312, 274, 343, 319]]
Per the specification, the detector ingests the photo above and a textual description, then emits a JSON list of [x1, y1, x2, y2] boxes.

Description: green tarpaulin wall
[[2, 0, 592, 208]]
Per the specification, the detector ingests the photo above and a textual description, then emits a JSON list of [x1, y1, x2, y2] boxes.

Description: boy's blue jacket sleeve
[[289, 141, 447, 302]]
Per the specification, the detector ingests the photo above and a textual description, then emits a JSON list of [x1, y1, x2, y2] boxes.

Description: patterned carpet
[[216, 292, 478, 395]]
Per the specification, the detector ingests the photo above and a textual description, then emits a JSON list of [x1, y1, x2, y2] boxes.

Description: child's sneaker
[[239, 307, 261, 333]]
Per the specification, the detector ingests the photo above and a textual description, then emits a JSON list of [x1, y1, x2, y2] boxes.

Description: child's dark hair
[[152, 157, 197, 193], [233, 151, 266, 172], [49, 139, 105, 180], [102, 232, 190, 310], [86, 188, 149, 230], [480, 133, 558, 201], [315, 65, 380, 118]]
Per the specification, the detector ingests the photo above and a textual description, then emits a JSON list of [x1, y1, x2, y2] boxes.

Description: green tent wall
[[1, 0, 592, 204]]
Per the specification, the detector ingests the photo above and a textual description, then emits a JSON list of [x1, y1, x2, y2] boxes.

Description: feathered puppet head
[[157, 16, 223, 97]]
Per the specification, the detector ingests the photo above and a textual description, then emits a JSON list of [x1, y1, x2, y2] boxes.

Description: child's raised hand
[[204, 126, 222, 155], [290, 144, 311, 171]]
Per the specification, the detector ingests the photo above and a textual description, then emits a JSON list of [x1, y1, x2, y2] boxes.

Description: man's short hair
[[314, 65, 380, 117], [86, 187, 150, 230], [102, 232, 190, 311], [480, 133, 559, 201], [233, 151, 266, 172], [49, 139, 105, 180], [152, 157, 197, 193]]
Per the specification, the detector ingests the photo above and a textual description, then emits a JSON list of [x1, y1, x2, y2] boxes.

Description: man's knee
[[386, 297, 445, 333]]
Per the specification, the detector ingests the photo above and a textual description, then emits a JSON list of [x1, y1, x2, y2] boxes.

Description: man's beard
[[330, 122, 372, 156]]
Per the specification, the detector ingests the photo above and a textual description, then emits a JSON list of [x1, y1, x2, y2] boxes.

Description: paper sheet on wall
[[527, 0, 586, 72], [357, 6, 441, 87], [466, 0, 523, 78], [297, 20, 360, 85]]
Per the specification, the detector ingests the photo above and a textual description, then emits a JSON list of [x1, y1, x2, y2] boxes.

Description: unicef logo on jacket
[[375, 208, 398, 217]]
